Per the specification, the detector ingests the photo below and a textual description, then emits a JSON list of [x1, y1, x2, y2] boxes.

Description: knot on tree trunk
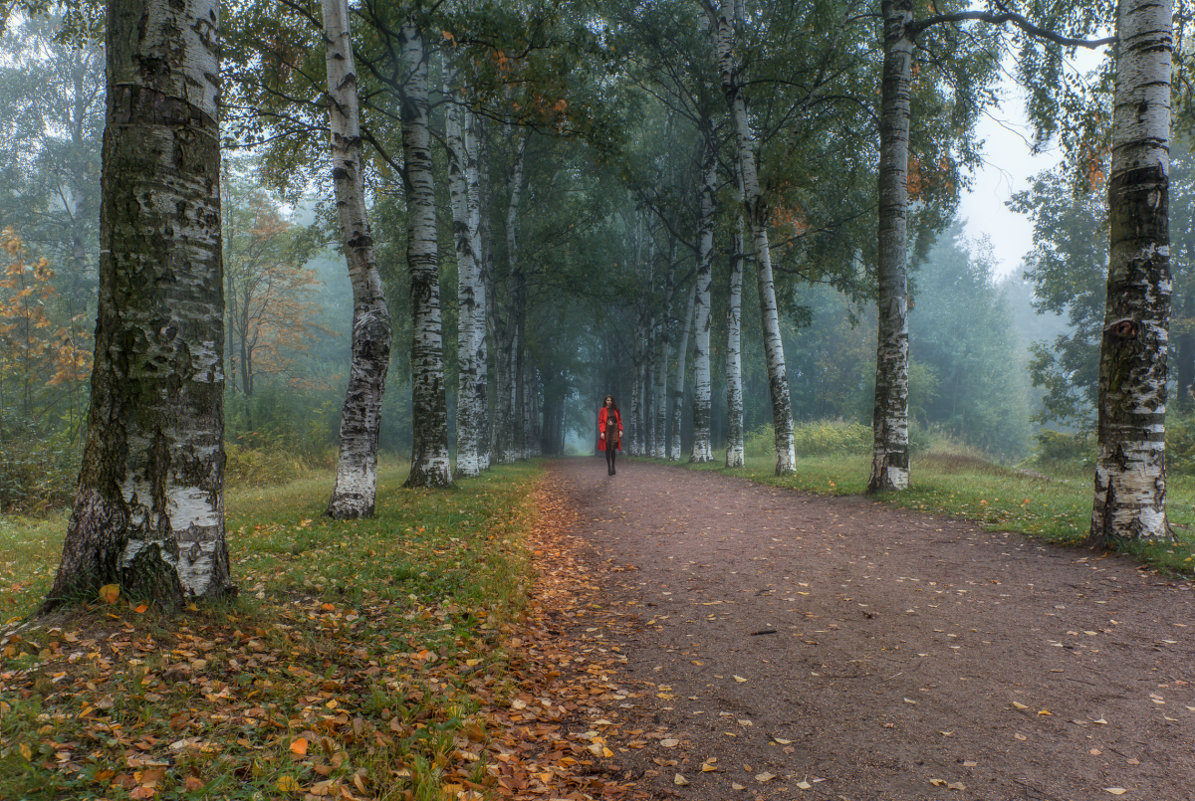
[[1105, 318, 1139, 339]]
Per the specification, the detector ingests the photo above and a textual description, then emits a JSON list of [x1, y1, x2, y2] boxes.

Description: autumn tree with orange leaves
[[222, 175, 324, 431]]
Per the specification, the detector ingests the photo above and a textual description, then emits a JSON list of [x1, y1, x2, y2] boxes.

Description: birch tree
[[706, 0, 796, 474], [867, 2, 1112, 492], [400, 17, 452, 488], [46, 0, 232, 608], [868, 0, 915, 492], [690, 127, 716, 462], [1091, 0, 1173, 546], [670, 281, 696, 460], [725, 209, 746, 467], [321, 0, 393, 516], [445, 64, 488, 478]]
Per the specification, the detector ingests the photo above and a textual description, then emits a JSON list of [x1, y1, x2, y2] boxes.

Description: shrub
[[224, 443, 322, 488], [1030, 429, 1094, 469], [0, 420, 79, 514], [794, 420, 872, 455]]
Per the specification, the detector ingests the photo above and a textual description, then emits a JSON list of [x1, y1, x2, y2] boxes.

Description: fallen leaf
[[660, 738, 679, 748], [796, 780, 812, 789], [1093, 718, 1109, 725], [948, 782, 966, 791], [276, 776, 300, 792], [755, 772, 776, 782], [99, 584, 120, 604], [290, 737, 308, 756], [732, 783, 746, 790], [733, 675, 748, 683], [930, 778, 947, 787], [1104, 790, 1127, 796], [674, 773, 689, 786], [773, 737, 793, 745], [1011, 701, 1029, 710], [184, 776, 204, 791]]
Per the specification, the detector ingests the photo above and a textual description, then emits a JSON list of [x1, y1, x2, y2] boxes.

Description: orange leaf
[[99, 584, 120, 604], [290, 737, 308, 756], [134, 603, 148, 614], [184, 777, 204, 791]]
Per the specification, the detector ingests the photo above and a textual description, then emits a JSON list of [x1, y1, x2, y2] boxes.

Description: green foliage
[[0, 415, 77, 514], [1029, 429, 1094, 470]]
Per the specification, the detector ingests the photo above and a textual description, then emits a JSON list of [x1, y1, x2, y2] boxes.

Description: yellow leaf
[[276, 776, 300, 792], [1104, 790, 1127, 796], [99, 584, 120, 604], [930, 779, 947, 787], [733, 675, 748, 683], [796, 780, 812, 789], [290, 737, 308, 756], [948, 781, 967, 791], [18, 743, 32, 761], [755, 773, 776, 782], [1011, 701, 1029, 710], [1037, 709, 1052, 716], [773, 737, 793, 745], [674, 774, 689, 786]]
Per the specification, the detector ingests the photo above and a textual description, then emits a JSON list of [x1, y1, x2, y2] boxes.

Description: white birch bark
[[399, 18, 452, 488], [476, 119, 494, 471], [868, 0, 913, 493], [725, 210, 746, 468], [445, 65, 486, 478], [653, 315, 669, 458], [710, 0, 795, 474], [1090, 0, 1173, 546], [690, 129, 716, 463], [670, 282, 697, 460], [630, 320, 646, 455], [322, 0, 392, 517], [48, 0, 231, 607]]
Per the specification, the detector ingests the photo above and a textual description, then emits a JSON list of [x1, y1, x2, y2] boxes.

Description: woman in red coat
[[598, 394, 623, 475]]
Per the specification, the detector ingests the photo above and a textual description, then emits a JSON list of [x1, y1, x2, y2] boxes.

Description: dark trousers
[[605, 440, 618, 474]]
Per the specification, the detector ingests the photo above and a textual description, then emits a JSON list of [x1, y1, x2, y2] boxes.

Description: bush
[[0, 421, 79, 514], [1166, 413, 1195, 474], [794, 420, 872, 455], [1030, 429, 1094, 469], [746, 420, 876, 458], [224, 443, 327, 488]]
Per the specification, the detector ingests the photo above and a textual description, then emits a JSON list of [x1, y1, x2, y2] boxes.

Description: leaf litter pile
[[0, 465, 651, 801]]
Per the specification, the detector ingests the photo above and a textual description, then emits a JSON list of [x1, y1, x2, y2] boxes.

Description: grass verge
[[680, 452, 1195, 576], [1, 462, 543, 801]]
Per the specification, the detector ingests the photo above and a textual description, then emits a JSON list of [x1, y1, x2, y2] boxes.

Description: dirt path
[[545, 458, 1195, 801]]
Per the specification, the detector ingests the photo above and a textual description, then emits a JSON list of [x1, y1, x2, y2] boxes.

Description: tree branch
[[911, 10, 1115, 48]]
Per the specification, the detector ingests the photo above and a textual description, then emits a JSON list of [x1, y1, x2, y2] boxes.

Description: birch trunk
[[47, 0, 232, 608], [445, 66, 486, 478], [867, 0, 914, 493], [630, 320, 646, 455], [399, 18, 452, 488], [323, 0, 392, 516], [710, 0, 795, 474], [477, 120, 494, 471], [690, 129, 716, 463], [1090, 0, 1173, 546], [725, 212, 746, 468], [670, 283, 696, 460], [653, 316, 669, 458]]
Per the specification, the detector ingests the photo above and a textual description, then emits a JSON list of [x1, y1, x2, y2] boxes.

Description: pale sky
[[957, 89, 1057, 279], [957, 49, 1110, 279]]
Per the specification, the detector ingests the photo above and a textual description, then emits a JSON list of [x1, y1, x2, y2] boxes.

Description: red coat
[[598, 406, 622, 451]]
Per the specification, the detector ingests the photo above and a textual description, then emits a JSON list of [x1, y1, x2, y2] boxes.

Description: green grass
[[0, 461, 544, 801], [682, 451, 1195, 576]]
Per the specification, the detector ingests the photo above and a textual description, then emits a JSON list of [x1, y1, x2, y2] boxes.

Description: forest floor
[[541, 457, 1195, 801]]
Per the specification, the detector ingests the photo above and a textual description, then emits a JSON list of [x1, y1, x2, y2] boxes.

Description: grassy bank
[[1, 462, 544, 801], [683, 452, 1195, 576]]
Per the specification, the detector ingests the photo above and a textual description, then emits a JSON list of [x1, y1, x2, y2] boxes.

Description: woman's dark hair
[[604, 394, 619, 412]]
